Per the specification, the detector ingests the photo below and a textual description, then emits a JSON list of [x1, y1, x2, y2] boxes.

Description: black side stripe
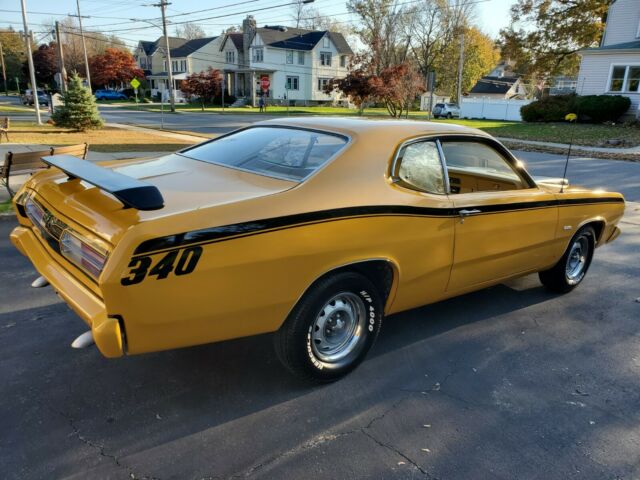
[[133, 197, 624, 256]]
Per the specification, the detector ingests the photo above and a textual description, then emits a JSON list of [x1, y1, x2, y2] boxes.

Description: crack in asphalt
[[39, 401, 160, 480], [217, 367, 465, 480]]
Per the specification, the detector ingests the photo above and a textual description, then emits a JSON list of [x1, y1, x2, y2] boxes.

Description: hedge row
[[521, 94, 631, 123]]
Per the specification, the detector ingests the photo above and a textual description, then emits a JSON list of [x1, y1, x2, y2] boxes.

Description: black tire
[[446, 112, 453, 119], [274, 271, 383, 382], [539, 225, 596, 293]]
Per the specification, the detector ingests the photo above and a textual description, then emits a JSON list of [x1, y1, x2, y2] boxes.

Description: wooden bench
[[0, 117, 8, 143], [1, 143, 89, 197]]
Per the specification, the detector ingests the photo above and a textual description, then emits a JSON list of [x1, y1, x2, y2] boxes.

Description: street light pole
[[20, 0, 41, 124], [75, 0, 92, 92], [153, 0, 175, 112]]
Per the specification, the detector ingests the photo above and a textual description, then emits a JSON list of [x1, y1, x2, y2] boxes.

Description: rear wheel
[[539, 226, 596, 293], [274, 272, 383, 382]]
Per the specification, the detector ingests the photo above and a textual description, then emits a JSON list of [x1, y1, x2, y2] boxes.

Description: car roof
[[256, 117, 488, 142]]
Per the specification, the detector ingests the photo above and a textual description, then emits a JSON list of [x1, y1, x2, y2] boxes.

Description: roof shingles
[[256, 26, 353, 54]]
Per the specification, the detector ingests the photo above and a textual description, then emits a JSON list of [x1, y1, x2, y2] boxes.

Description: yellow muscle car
[[9, 118, 624, 381]]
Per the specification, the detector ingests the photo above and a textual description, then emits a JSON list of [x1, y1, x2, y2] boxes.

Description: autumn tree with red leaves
[[180, 67, 222, 110], [326, 60, 424, 117], [24, 43, 58, 87], [89, 48, 144, 89], [324, 54, 376, 114], [371, 63, 425, 118]]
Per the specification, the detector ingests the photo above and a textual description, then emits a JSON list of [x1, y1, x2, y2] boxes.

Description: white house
[[134, 36, 225, 100], [577, 0, 640, 118], [219, 16, 354, 105]]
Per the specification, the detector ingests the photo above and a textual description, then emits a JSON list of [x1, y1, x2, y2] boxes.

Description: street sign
[[130, 78, 141, 89], [260, 75, 270, 92]]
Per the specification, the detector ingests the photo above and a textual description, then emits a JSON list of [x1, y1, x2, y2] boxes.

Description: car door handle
[[459, 209, 481, 216], [458, 209, 481, 223]]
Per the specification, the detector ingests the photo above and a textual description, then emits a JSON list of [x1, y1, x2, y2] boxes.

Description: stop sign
[[260, 76, 270, 91]]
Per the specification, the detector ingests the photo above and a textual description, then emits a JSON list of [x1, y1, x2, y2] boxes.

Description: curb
[[502, 140, 640, 162]]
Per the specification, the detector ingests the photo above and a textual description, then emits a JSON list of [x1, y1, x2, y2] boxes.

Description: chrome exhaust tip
[[71, 330, 95, 349], [31, 276, 49, 288]]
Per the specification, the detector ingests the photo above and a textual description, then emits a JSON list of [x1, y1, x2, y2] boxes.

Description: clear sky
[[0, 0, 519, 49]]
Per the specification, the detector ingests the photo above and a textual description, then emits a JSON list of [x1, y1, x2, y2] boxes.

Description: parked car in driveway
[[94, 90, 128, 100], [21, 89, 49, 106], [10, 118, 625, 381], [433, 103, 460, 118]]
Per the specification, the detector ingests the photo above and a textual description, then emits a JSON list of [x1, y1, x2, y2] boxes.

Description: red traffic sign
[[260, 75, 270, 91]]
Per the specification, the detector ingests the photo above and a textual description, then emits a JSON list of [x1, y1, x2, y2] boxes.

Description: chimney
[[242, 15, 256, 67]]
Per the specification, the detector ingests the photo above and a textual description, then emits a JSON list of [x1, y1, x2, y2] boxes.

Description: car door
[[390, 138, 456, 307], [441, 137, 558, 292]]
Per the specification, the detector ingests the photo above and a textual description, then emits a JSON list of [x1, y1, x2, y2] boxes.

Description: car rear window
[[434, 103, 445, 108], [180, 126, 348, 182]]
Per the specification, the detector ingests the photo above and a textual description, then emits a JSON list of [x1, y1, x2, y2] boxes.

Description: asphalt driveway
[[1, 204, 639, 479]]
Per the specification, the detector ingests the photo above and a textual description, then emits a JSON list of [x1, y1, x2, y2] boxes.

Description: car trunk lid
[[28, 153, 297, 245]]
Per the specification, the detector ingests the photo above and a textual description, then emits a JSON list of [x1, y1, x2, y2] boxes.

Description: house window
[[286, 50, 294, 64], [323, 36, 330, 48], [627, 67, 640, 92], [286, 76, 299, 90], [140, 57, 146, 68], [163, 60, 167, 71], [226, 50, 235, 63], [317, 77, 331, 91], [609, 65, 640, 92], [340, 55, 347, 67], [320, 52, 332, 66], [298, 51, 304, 65], [253, 47, 264, 62]]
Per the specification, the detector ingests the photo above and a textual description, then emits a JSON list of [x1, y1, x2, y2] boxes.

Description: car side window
[[441, 141, 526, 193], [397, 141, 445, 194]]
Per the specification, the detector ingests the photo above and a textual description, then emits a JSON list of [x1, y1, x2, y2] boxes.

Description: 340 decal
[[121, 246, 203, 286]]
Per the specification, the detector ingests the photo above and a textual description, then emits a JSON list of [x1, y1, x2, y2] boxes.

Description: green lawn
[[0, 199, 13, 214], [0, 104, 32, 113], [119, 103, 640, 147], [432, 119, 640, 147]]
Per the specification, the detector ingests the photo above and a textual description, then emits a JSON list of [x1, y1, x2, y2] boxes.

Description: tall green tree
[[499, 0, 613, 81], [0, 28, 29, 89], [52, 73, 103, 131], [435, 26, 500, 101]]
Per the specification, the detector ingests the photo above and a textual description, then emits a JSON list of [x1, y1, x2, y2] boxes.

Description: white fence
[[460, 97, 533, 121]]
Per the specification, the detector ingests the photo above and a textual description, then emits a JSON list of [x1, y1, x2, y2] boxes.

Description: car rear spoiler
[[42, 155, 164, 211]]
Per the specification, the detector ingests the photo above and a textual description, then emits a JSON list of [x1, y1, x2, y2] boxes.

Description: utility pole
[[0, 42, 8, 96], [153, 0, 175, 112], [20, 0, 41, 124], [456, 32, 464, 105], [75, 0, 92, 92], [54, 21, 67, 93]]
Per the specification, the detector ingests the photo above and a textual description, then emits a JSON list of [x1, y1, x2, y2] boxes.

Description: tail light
[[60, 230, 109, 280]]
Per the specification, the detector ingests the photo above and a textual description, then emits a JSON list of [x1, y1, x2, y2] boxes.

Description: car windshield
[[180, 126, 349, 182]]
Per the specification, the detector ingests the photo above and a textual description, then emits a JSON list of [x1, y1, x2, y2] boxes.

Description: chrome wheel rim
[[311, 292, 366, 363], [566, 236, 589, 284]]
